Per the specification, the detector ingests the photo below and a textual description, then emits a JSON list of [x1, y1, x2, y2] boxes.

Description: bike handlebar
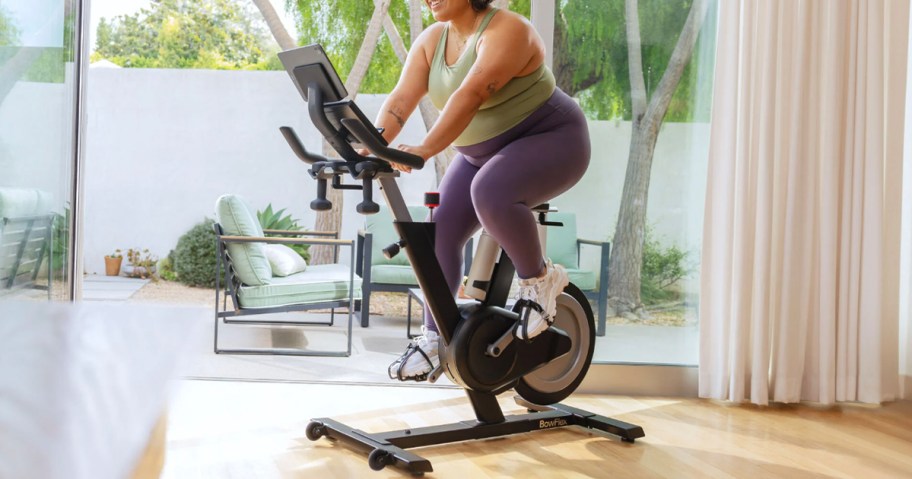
[[341, 118, 425, 170], [279, 126, 330, 164]]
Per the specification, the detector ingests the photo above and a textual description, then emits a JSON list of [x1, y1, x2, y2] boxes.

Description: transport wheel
[[305, 421, 325, 441], [368, 448, 393, 471]]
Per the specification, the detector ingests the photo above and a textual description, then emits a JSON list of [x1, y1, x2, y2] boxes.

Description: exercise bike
[[277, 44, 644, 475]]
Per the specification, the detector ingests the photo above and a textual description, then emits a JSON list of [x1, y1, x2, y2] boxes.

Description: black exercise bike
[[276, 44, 644, 475]]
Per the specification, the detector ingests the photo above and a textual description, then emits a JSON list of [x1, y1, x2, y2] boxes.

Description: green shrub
[[641, 228, 690, 305], [50, 208, 69, 273], [257, 204, 310, 262], [157, 251, 178, 282], [173, 218, 217, 287]]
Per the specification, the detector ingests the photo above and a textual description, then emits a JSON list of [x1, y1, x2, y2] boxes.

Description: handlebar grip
[[340, 118, 425, 170], [279, 126, 330, 164]]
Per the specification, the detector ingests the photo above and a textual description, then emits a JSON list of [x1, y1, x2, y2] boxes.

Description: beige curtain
[[700, 0, 908, 405]]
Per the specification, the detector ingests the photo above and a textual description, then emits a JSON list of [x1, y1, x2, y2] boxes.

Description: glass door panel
[[0, 0, 83, 301]]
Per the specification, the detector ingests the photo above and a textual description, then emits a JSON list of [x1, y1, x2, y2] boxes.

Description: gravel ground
[[128, 279, 690, 325], [127, 280, 411, 316]]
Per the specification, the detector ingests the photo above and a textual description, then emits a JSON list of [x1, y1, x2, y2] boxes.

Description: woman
[[379, 0, 591, 381]]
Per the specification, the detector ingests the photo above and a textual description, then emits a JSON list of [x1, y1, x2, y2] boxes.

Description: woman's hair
[[470, 0, 494, 12]]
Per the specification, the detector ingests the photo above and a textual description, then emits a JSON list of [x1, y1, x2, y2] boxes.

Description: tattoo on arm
[[387, 107, 405, 128], [470, 65, 499, 96]]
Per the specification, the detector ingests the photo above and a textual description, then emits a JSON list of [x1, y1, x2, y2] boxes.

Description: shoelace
[[516, 284, 539, 303], [414, 334, 434, 350]]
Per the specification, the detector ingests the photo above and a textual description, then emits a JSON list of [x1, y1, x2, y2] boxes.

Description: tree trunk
[[312, 149, 344, 261], [309, 0, 391, 264], [251, 0, 296, 50], [0, 48, 42, 108], [608, 0, 709, 317], [383, 0, 457, 185], [345, 0, 391, 100], [409, 0, 424, 43]]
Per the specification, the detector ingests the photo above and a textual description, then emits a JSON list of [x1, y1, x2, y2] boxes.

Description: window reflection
[[0, 0, 80, 301], [549, 0, 718, 365]]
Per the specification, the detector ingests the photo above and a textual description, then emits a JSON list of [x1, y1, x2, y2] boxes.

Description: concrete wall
[[82, 68, 710, 279]]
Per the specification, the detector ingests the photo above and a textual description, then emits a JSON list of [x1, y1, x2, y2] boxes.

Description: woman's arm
[[372, 27, 439, 145], [406, 14, 542, 160]]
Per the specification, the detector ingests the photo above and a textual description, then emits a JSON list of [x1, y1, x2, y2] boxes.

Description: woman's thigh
[[471, 120, 590, 210]]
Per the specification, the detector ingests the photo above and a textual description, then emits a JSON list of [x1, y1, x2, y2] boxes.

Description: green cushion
[[0, 187, 52, 218], [238, 264, 362, 309], [370, 265, 418, 285], [546, 212, 579, 268], [215, 194, 272, 286], [365, 205, 428, 266], [565, 267, 596, 291]]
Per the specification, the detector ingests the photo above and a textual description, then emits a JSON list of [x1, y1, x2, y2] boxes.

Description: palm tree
[[251, 0, 295, 50], [254, 0, 393, 264]]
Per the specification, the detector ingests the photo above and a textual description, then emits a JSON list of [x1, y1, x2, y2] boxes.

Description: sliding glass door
[[0, 0, 86, 302], [531, 0, 717, 368]]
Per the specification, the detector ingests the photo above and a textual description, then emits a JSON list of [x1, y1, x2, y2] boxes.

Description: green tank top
[[427, 8, 556, 146]]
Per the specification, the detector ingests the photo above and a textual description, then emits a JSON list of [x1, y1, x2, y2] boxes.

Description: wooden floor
[[161, 380, 912, 479]]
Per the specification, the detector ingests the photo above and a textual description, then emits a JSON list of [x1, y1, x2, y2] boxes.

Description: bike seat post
[[463, 230, 500, 301]]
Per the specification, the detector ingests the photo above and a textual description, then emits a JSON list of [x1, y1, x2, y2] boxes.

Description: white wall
[[0, 76, 76, 213], [83, 68, 435, 272], [559, 120, 709, 256], [82, 68, 710, 279]]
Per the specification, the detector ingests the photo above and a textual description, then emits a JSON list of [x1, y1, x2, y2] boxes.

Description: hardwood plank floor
[[161, 380, 912, 479]]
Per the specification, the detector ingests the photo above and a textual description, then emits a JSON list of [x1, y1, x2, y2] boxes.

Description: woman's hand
[[392, 144, 433, 173]]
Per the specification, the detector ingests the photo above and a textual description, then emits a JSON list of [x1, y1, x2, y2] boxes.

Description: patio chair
[[213, 194, 360, 357], [0, 187, 54, 297], [355, 205, 473, 327], [544, 212, 611, 336]]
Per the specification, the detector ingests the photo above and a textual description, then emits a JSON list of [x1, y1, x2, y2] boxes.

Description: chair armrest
[[577, 238, 608, 246], [356, 231, 372, 279], [219, 235, 353, 247], [577, 239, 610, 283], [263, 229, 338, 238]]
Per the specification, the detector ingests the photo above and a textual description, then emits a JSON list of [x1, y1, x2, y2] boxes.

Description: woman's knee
[[468, 176, 506, 224]]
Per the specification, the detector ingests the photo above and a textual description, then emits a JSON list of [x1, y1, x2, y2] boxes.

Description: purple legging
[[424, 88, 591, 332]]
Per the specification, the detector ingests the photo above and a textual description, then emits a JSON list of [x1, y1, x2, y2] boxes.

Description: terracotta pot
[[104, 256, 123, 276]]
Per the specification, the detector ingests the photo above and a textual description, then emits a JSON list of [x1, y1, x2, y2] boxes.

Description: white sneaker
[[388, 327, 439, 381], [514, 260, 569, 340]]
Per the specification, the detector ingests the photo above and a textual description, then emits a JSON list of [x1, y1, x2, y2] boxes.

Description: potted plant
[[104, 249, 123, 276], [124, 248, 159, 280]]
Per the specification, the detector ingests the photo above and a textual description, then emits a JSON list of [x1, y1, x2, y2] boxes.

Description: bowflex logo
[[538, 418, 569, 429]]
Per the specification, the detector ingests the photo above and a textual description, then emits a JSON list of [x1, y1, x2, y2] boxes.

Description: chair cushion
[[215, 194, 272, 286], [238, 264, 362, 309], [565, 267, 596, 292], [0, 188, 52, 219], [365, 205, 428, 267], [264, 244, 307, 277], [546, 212, 579, 269], [370, 265, 418, 285]]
